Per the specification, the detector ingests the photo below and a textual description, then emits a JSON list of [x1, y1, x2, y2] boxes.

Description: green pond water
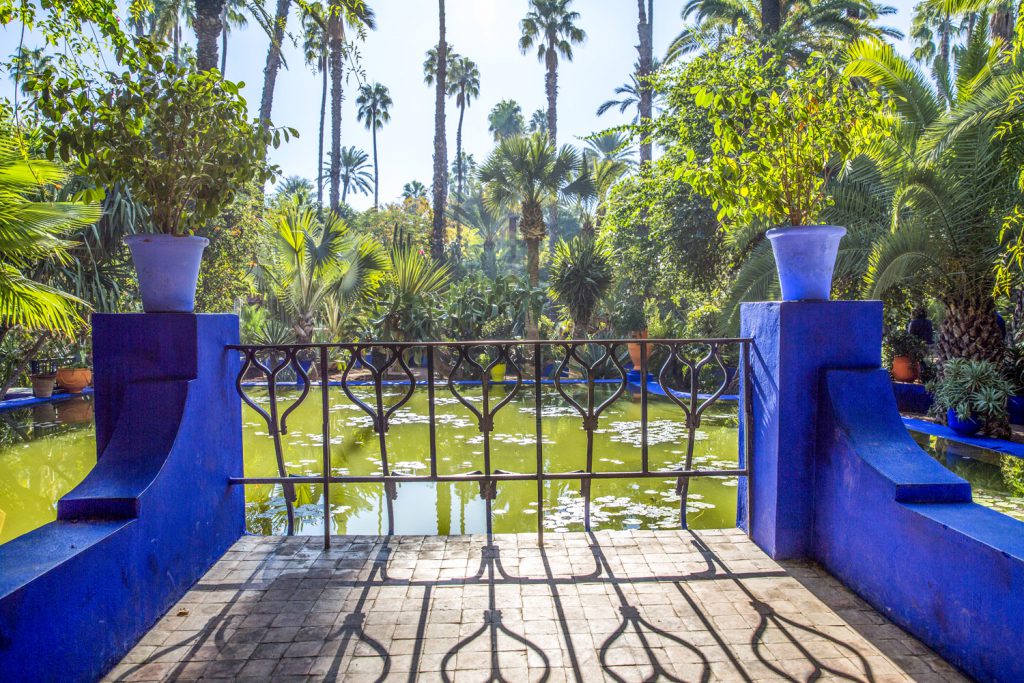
[[2, 389, 1023, 545]]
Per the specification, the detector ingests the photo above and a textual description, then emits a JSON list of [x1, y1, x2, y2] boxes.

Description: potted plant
[[611, 297, 648, 369], [481, 317, 515, 382], [928, 359, 1015, 436], [56, 345, 92, 394], [34, 44, 286, 312], [29, 357, 60, 399], [673, 37, 882, 301], [884, 330, 928, 382]]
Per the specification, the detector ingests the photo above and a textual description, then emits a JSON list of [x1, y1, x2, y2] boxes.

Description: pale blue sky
[[0, 0, 918, 211]]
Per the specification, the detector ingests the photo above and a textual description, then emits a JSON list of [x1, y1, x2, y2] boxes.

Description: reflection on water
[[0, 387, 743, 544], [0, 397, 96, 544], [911, 432, 1024, 521], [242, 386, 742, 536]]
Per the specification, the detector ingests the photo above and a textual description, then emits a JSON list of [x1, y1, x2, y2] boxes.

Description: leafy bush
[[928, 358, 1015, 423], [883, 330, 928, 364], [29, 43, 290, 235], [669, 33, 883, 230]]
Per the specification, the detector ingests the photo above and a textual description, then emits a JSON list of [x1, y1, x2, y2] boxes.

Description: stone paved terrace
[[105, 529, 967, 682]]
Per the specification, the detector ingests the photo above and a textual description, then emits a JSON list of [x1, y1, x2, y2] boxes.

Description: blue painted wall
[[743, 301, 1024, 682], [740, 301, 882, 558], [0, 314, 243, 682]]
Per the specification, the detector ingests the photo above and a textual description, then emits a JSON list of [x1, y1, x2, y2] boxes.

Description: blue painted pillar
[[0, 314, 244, 682], [740, 301, 882, 559]]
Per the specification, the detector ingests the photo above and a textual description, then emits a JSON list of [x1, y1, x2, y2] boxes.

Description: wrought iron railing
[[228, 338, 753, 548]]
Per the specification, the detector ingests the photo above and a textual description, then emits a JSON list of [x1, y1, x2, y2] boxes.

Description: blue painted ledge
[[0, 387, 93, 413], [0, 314, 243, 683], [816, 368, 1024, 682], [903, 415, 1024, 459]]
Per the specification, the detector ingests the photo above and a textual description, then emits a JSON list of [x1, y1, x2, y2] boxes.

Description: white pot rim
[[766, 225, 846, 239], [124, 233, 210, 246]]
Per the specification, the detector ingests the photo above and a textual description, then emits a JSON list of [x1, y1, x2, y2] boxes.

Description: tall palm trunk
[[371, 124, 380, 209], [991, 9, 1014, 45], [317, 50, 327, 214], [636, 0, 653, 165], [482, 238, 497, 279], [430, 0, 449, 262], [761, 0, 781, 33], [220, 4, 228, 72], [544, 47, 560, 250], [507, 214, 518, 260], [342, 176, 349, 204], [260, 0, 291, 127], [328, 9, 344, 212], [456, 101, 466, 200], [522, 199, 545, 340], [937, 290, 1006, 364], [173, 19, 181, 65], [544, 48, 558, 144], [195, 0, 227, 71]]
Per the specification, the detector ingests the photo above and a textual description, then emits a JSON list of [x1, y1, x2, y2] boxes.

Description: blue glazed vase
[[766, 225, 846, 301], [946, 408, 983, 437], [1008, 396, 1024, 426], [125, 234, 209, 312]]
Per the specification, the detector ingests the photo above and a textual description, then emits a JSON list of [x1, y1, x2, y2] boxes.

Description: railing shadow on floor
[[104, 530, 928, 683]]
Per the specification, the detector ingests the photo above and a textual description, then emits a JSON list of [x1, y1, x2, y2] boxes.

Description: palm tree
[[563, 156, 629, 235], [0, 138, 99, 338], [453, 194, 503, 278], [448, 56, 480, 201], [328, 2, 377, 211], [844, 35, 1020, 365], [519, 0, 586, 146], [273, 176, 316, 208], [194, 0, 228, 70], [584, 131, 636, 166], [519, 0, 583, 249], [488, 99, 526, 141], [910, 2, 971, 92], [427, 6, 450, 262], [528, 108, 548, 135], [259, 200, 387, 344], [668, 0, 902, 63], [219, 0, 253, 73], [597, 61, 661, 125], [549, 234, 615, 336], [301, 1, 330, 209], [259, 0, 292, 125], [479, 133, 579, 338], [339, 146, 374, 204], [356, 82, 393, 210], [924, 0, 1016, 44], [636, 0, 654, 164], [402, 181, 428, 200]]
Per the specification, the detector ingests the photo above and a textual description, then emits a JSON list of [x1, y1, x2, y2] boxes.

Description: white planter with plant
[[36, 46, 289, 312], [674, 40, 882, 301]]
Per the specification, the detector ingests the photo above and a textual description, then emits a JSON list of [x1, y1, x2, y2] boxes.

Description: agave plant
[[928, 358, 1015, 422], [372, 247, 451, 342]]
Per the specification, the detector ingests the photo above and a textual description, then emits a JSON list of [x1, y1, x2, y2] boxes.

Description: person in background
[[907, 307, 934, 345]]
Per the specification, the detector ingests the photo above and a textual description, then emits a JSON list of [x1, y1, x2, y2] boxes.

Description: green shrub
[[928, 358, 1015, 423]]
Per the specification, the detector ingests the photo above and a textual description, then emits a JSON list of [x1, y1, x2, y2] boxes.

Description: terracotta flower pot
[[627, 330, 648, 369], [891, 356, 920, 382], [58, 398, 93, 424], [31, 374, 56, 398], [56, 367, 92, 394]]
